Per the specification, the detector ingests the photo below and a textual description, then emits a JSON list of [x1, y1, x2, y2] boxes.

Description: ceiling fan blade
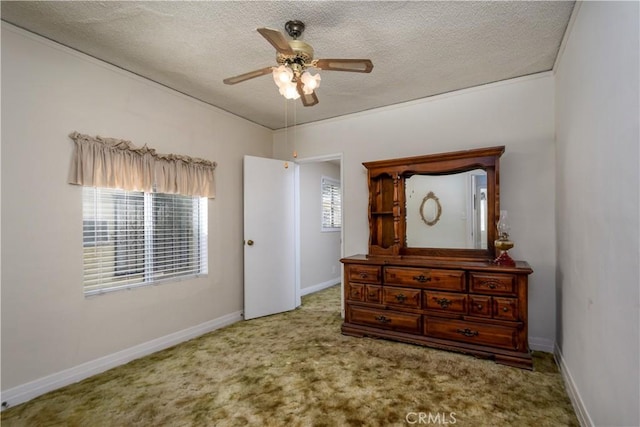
[[257, 27, 294, 55], [223, 67, 273, 85], [314, 59, 373, 73], [296, 79, 319, 107]]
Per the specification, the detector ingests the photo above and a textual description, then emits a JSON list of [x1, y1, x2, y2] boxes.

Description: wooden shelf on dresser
[[341, 254, 534, 369]]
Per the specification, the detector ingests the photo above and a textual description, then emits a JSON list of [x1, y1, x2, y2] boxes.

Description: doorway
[[295, 154, 344, 307]]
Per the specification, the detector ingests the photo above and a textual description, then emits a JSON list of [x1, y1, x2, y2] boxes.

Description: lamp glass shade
[[279, 81, 300, 100], [273, 65, 293, 87], [497, 210, 510, 239], [301, 71, 321, 93]]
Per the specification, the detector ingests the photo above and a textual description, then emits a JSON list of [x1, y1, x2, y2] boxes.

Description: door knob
[[247, 240, 254, 246]]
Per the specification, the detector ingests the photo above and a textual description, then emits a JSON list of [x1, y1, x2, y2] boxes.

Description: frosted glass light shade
[[273, 65, 293, 87], [300, 70, 321, 94], [278, 81, 300, 100]]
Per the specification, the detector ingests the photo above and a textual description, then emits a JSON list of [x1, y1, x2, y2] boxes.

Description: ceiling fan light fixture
[[301, 70, 321, 94], [273, 65, 293, 87], [273, 64, 319, 99], [223, 20, 372, 107], [279, 80, 301, 100]]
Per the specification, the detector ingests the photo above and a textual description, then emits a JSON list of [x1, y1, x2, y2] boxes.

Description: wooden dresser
[[341, 255, 533, 369], [341, 147, 534, 369]]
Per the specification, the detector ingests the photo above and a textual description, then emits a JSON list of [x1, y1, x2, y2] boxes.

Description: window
[[321, 177, 341, 231], [82, 187, 207, 295]]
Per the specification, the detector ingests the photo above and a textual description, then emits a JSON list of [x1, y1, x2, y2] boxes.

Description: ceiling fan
[[223, 20, 373, 107]]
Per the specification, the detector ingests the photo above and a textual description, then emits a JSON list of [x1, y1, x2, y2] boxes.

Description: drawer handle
[[413, 274, 431, 283], [360, 273, 369, 279], [435, 297, 451, 308], [375, 315, 391, 324], [369, 293, 378, 298], [456, 328, 479, 337], [476, 304, 483, 310], [502, 306, 509, 312], [484, 281, 500, 289], [395, 294, 407, 303]]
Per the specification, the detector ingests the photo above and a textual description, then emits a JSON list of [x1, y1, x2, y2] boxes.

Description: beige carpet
[[1, 285, 578, 426]]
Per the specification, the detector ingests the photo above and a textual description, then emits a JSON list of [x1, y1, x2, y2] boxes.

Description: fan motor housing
[[276, 40, 314, 65]]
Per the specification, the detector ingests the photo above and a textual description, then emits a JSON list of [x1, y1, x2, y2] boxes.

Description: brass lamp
[[493, 210, 516, 267]]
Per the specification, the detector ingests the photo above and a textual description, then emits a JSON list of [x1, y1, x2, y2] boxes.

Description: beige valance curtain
[[68, 132, 217, 198]]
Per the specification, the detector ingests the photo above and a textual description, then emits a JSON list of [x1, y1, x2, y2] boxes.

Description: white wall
[[299, 162, 341, 292], [1, 25, 272, 394], [554, 2, 639, 426], [274, 73, 557, 349]]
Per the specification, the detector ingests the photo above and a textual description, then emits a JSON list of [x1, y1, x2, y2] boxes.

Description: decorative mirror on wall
[[418, 191, 442, 227], [363, 146, 504, 260]]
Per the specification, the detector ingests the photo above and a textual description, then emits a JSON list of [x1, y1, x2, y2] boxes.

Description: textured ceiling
[[1, 1, 575, 130]]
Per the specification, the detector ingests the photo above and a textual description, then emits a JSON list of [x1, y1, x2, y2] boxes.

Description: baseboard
[[528, 336, 555, 353], [554, 343, 593, 427], [300, 278, 340, 296], [0, 310, 243, 410]]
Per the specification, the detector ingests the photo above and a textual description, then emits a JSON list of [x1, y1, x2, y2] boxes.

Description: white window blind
[[82, 187, 207, 295], [321, 177, 341, 231]]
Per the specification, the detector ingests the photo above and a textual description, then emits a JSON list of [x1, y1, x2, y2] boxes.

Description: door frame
[[294, 153, 344, 311]]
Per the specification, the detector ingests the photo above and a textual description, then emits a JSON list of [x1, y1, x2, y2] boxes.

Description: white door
[[243, 155, 297, 320]]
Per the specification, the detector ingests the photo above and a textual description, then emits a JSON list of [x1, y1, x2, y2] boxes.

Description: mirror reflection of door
[[472, 173, 488, 249]]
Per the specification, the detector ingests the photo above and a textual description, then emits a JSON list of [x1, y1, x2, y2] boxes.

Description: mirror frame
[[364, 146, 504, 261], [419, 191, 442, 227]]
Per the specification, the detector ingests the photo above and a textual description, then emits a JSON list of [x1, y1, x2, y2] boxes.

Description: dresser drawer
[[384, 267, 465, 291], [365, 284, 382, 303], [424, 291, 467, 314], [468, 295, 492, 317], [347, 283, 365, 302], [348, 264, 382, 284], [492, 297, 519, 321], [383, 286, 421, 309], [469, 273, 515, 295], [348, 306, 422, 334], [425, 317, 519, 350]]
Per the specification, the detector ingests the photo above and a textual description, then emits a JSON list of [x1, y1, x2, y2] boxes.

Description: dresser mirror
[[364, 146, 504, 261], [406, 169, 487, 249]]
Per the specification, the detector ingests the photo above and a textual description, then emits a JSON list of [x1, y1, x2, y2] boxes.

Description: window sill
[[84, 273, 208, 297]]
